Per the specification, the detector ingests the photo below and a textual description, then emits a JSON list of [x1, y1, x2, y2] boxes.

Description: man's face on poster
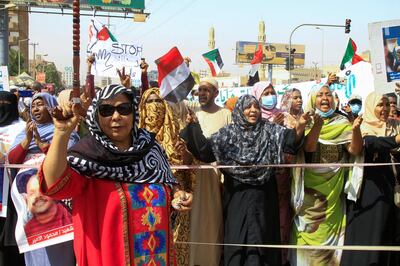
[[26, 176, 54, 215]]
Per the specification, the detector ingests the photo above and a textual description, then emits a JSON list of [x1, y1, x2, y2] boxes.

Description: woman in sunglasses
[[39, 84, 186, 266], [139, 88, 194, 266]]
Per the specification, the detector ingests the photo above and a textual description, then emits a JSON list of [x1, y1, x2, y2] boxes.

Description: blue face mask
[[261, 95, 277, 110], [349, 103, 361, 115], [316, 108, 335, 118]]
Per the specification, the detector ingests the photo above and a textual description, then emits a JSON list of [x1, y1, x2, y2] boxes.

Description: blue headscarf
[[11, 92, 79, 153]]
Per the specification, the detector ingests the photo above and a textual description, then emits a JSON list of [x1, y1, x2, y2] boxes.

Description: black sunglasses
[[98, 102, 133, 117]]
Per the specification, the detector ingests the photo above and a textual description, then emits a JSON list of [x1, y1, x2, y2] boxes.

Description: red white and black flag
[[249, 43, 264, 77], [156, 47, 195, 103]]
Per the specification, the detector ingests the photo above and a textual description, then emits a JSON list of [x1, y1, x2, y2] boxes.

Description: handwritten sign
[[91, 41, 143, 82]]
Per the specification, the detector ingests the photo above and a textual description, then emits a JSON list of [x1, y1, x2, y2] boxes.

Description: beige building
[[8, 7, 29, 73]]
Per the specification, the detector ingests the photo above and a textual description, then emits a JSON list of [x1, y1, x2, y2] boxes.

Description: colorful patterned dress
[[39, 166, 176, 266], [291, 114, 354, 266], [138, 88, 195, 266]]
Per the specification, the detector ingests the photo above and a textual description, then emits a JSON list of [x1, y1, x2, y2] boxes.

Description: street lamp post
[[18, 38, 29, 75], [289, 22, 349, 84], [316, 27, 324, 75], [29, 42, 39, 78], [39, 54, 48, 73]]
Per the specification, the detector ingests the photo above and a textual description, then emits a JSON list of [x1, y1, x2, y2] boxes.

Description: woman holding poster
[[0, 91, 25, 266], [8, 92, 78, 266]]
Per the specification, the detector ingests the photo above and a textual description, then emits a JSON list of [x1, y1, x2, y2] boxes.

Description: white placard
[[0, 66, 10, 91]]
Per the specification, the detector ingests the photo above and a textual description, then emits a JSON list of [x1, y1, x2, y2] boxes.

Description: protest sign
[[90, 42, 143, 82], [11, 154, 73, 252], [0, 66, 10, 91]]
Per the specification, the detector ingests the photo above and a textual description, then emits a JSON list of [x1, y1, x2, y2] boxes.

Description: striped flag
[[202, 48, 224, 77], [249, 43, 264, 77], [156, 47, 195, 103], [340, 38, 364, 70]]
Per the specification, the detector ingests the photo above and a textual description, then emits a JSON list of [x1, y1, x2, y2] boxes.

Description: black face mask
[[0, 91, 19, 127]]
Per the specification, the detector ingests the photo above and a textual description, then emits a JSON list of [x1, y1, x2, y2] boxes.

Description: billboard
[[369, 19, 400, 94], [11, 0, 145, 12], [235, 41, 305, 66]]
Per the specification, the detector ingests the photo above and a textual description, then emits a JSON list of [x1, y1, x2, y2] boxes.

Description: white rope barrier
[[2, 162, 400, 170], [175, 241, 400, 251], [3, 162, 400, 252]]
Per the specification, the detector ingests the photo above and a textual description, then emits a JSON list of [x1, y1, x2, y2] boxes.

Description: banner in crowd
[[0, 120, 25, 217], [11, 154, 73, 252], [0, 66, 10, 92], [275, 61, 374, 109], [188, 62, 374, 109]]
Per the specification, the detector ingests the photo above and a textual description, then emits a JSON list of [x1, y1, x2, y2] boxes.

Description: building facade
[[8, 7, 29, 74]]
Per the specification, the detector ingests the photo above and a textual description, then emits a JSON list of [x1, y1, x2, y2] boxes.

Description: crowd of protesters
[[1, 57, 400, 266]]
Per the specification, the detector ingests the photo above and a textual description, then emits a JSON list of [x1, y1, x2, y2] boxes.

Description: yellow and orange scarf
[[139, 88, 194, 191]]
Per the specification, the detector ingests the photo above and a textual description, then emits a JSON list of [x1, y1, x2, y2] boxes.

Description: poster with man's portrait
[[11, 167, 73, 252], [369, 19, 400, 95], [382, 25, 400, 82]]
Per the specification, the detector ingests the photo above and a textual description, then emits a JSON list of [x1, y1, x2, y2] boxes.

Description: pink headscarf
[[252, 81, 282, 122]]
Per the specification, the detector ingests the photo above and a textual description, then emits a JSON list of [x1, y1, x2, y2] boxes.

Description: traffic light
[[285, 56, 295, 71], [290, 49, 295, 70], [345, 19, 351, 34]]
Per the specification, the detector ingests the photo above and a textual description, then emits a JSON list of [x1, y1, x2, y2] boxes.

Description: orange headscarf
[[225, 97, 238, 112]]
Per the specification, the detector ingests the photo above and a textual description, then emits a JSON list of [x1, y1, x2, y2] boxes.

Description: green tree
[[41, 63, 61, 88], [8, 48, 26, 76]]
